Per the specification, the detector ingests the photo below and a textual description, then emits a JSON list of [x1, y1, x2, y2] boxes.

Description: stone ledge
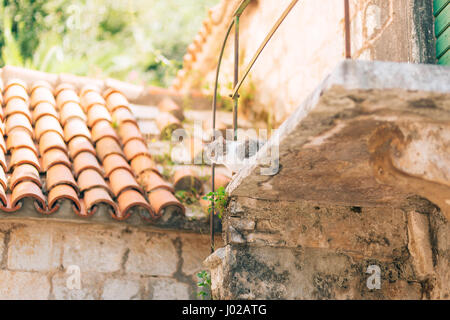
[[227, 60, 450, 219]]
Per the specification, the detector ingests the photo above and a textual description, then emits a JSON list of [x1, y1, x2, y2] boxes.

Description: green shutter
[[434, 0, 450, 64]]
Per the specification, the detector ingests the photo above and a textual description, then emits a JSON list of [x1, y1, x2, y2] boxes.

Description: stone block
[[228, 217, 255, 231], [62, 230, 126, 273], [147, 278, 190, 300], [0, 232, 4, 262], [102, 278, 141, 300], [51, 271, 99, 300], [180, 234, 210, 275], [227, 226, 245, 244], [125, 233, 178, 276], [407, 211, 434, 280], [7, 227, 61, 272], [0, 270, 50, 299]]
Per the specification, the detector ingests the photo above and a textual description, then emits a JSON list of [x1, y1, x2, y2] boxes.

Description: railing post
[[344, 0, 351, 59], [233, 15, 240, 142]]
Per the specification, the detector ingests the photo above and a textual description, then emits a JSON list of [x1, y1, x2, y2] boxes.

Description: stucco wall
[[177, 0, 435, 125], [0, 216, 218, 300]]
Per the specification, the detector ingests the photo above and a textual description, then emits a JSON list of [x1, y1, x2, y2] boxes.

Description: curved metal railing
[[209, 0, 351, 252], [209, 0, 299, 253]]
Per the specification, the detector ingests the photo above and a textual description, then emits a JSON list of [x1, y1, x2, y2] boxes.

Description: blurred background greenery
[[0, 0, 218, 87]]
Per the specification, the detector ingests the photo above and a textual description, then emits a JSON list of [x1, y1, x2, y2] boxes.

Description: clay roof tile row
[[0, 78, 185, 223]]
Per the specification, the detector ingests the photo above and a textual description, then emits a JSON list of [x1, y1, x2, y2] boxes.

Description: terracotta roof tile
[[39, 131, 67, 155], [130, 154, 157, 175], [0, 167, 6, 191], [4, 84, 28, 105], [103, 153, 133, 177], [60, 102, 87, 126], [30, 86, 56, 108], [91, 119, 119, 143], [212, 173, 232, 189], [80, 91, 105, 113], [105, 92, 130, 113], [109, 168, 142, 197], [156, 112, 182, 139], [63, 117, 91, 142], [30, 80, 53, 93], [56, 89, 80, 110], [119, 122, 144, 145], [115, 189, 153, 220], [10, 148, 40, 172], [87, 104, 111, 127], [10, 164, 42, 189], [41, 148, 71, 171], [68, 136, 95, 158], [33, 102, 59, 123], [54, 83, 75, 96], [95, 137, 123, 162], [48, 184, 80, 214], [46, 163, 78, 192], [0, 135, 5, 155], [11, 181, 46, 213], [6, 130, 38, 156], [83, 187, 116, 215], [112, 107, 136, 125], [0, 74, 186, 222], [0, 186, 8, 208], [77, 169, 110, 194], [5, 98, 32, 122], [73, 151, 103, 177], [6, 114, 34, 137], [173, 167, 203, 193], [4, 79, 27, 91], [147, 188, 185, 218], [139, 170, 174, 193], [79, 84, 101, 97], [158, 97, 185, 121], [123, 139, 149, 161], [35, 115, 63, 140], [0, 150, 7, 172]]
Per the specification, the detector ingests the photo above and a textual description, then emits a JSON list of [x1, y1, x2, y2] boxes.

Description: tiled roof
[[0, 75, 190, 223], [172, 0, 239, 90]]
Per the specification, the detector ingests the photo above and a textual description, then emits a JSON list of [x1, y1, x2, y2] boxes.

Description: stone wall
[[206, 197, 448, 299], [204, 61, 450, 300], [0, 218, 219, 300], [178, 0, 435, 125]]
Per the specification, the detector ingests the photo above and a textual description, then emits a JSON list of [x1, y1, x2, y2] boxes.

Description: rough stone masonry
[[0, 204, 221, 300], [205, 60, 450, 300]]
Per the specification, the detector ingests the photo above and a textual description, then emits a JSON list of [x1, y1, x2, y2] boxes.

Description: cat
[[205, 136, 264, 173]]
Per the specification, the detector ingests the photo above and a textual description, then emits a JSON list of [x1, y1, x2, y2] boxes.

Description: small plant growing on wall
[[202, 186, 228, 219], [197, 270, 212, 300], [175, 188, 200, 205]]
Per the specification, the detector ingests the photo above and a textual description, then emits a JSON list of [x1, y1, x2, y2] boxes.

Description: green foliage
[[153, 153, 174, 166], [0, 0, 219, 87], [202, 186, 228, 219], [197, 270, 211, 300], [175, 189, 199, 205]]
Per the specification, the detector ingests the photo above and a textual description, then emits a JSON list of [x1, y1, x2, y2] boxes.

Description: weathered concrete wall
[[177, 0, 436, 125], [0, 217, 219, 300]]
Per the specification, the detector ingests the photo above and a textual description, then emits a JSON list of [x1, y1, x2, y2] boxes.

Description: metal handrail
[[209, 0, 299, 253], [209, 0, 351, 253]]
